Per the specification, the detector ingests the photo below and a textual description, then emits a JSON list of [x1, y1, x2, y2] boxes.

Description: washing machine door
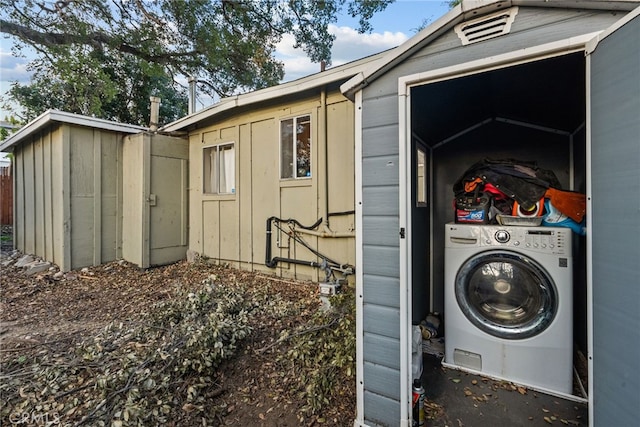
[[455, 250, 557, 340]]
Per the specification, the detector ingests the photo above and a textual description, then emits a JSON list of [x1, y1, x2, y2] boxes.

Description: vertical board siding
[[34, 138, 45, 257], [327, 100, 356, 213], [43, 134, 54, 261], [51, 128, 64, 268], [589, 15, 640, 426], [101, 132, 118, 261], [70, 127, 95, 269], [23, 142, 35, 255], [250, 118, 278, 270], [188, 134, 202, 251], [219, 200, 239, 264], [202, 200, 220, 258], [188, 94, 355, 281], [14, 145, 23, 250], [238, 124, 253, 266]]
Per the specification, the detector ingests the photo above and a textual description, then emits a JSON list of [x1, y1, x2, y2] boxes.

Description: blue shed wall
[[358, 6, 624, 426], [589, 14, 640, 427]]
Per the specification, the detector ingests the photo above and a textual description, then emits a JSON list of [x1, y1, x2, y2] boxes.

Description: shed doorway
[[404, 51, 588, 396]]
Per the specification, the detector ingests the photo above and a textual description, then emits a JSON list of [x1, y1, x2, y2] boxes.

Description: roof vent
[[455, 7, 518, 46]]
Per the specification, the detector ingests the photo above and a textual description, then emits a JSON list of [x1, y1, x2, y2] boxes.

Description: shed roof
[[340, 0, 640, 100], [161, 51, 388, 132], [0, 110, 146, 152]]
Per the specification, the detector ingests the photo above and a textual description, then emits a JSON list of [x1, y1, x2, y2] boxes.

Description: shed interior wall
[[409, 51, 588, 386]]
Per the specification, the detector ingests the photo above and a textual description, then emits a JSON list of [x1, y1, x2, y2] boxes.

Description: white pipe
[[320, 87, 331, 230], [294, 227, 354, 238]]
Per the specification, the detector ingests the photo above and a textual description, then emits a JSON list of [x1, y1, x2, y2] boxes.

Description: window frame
[[203, 142, 236, 195], [279, 114, 312, 180]]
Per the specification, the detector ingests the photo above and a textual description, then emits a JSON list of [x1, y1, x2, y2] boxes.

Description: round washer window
[[455, 250, 558, 340]]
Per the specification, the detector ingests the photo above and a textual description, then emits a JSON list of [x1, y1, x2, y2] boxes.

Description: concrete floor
[[422, 355, 588, 427]]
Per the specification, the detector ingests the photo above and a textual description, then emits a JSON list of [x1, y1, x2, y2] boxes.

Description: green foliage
[[0, 0, 394, 124], [277, 288, 356, 414]]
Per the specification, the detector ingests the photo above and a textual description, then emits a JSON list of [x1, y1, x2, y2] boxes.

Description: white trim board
[[395, 33, 597, 425]]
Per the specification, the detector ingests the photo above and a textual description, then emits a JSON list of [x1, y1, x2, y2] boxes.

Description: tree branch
[[0, 19, 202, 64]]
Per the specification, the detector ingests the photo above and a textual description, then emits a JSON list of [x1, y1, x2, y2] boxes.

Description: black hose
[[264, 216, 355, 273], [327, 210, 356, 217]]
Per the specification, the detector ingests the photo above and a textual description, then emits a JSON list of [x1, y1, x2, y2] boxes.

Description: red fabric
[[544, 188, 586, 223]]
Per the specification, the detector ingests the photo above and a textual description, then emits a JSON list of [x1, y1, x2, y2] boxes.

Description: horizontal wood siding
[[362, 274, 400, 308], [363, 362, 401, 400], [363, 389, 401, 426], [362, 216, 399, 248], [363, 304, 400, 339], [360, 88, 403, 426]]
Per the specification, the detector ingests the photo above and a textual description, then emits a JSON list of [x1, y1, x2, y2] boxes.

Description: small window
[[280, 115, 311, 179], [204, 143, 235, 194], [416, 147, 427, 207]]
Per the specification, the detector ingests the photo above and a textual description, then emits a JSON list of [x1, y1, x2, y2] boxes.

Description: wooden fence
[[0, 166, 12, 225]]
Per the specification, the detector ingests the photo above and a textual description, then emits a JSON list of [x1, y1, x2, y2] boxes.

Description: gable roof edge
[[340, 0, 640, 99], [162, 52, 388, 132], [0, 110, 146, 152]]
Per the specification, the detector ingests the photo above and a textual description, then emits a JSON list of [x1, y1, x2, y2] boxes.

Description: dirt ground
[[0, 238, 356, 426]]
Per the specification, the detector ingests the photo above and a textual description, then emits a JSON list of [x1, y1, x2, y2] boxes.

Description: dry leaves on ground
[[1, 252, 356, 426]]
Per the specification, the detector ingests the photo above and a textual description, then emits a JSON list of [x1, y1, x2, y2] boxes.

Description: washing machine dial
[[495, 229, 510, 244]]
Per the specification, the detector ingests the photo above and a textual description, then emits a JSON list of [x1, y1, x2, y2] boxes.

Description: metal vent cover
[[455, 7, 519, 45]]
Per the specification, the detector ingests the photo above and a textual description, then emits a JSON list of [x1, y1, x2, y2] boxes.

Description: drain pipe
[[320, 86, 331, 230]]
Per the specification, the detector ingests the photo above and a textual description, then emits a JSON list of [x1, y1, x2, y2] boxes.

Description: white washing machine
[[443, 223, 574, 395]]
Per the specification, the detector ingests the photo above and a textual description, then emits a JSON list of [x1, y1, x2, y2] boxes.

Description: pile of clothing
[[453, 158, 586, 235]]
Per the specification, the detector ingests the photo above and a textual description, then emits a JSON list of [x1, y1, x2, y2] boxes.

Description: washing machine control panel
[[447, 224, 571, 255], [483, 226, 569, 255]]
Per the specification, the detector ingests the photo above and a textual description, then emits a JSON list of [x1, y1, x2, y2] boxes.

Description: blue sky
[[0, 0, 452, 118]]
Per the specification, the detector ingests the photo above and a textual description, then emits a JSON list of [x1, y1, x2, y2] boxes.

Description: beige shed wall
[[12, 124, 124, 271], [122, 133, 189, 268], [13, 127, 65, 267], [189, 90, 356, 282]]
